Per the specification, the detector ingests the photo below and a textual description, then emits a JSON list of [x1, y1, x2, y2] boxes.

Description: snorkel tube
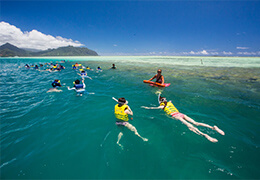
[[158, 92, 161, 105]]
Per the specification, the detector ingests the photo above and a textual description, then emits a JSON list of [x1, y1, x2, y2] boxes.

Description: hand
[[141, 106, 149, 109]]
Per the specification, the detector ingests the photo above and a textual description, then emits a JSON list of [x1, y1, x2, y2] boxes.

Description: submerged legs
[[183, 115, 225, 135], [176, 117, 218, 143], [117, 132, 124, 149], [125, 123, 148, 142]]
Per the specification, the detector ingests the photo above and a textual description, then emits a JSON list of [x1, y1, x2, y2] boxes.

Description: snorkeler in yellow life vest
[[113, 97, 148, 149], [160, 101, 179, 115], [115, 104, 129, 121], [141, 93, 225, 143]]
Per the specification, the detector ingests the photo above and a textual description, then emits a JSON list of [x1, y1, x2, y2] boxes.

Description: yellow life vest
[[160, 102, 179, 115], [114, 104, 129, 121]]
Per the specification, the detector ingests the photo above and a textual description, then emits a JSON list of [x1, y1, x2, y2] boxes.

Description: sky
[[0, 0, 260, 56]]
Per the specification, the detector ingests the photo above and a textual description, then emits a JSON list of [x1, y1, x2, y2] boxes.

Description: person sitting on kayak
[[148, 69, 165, 84]]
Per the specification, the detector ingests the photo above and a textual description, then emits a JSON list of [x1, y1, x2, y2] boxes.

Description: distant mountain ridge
[[0, 43, 98, 57]]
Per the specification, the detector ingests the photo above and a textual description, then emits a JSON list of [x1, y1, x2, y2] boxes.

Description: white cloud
[[223, 51, 233, 55], [113, 44, 118, 47], [237, 51, 259, 55], [0, 21, 84, 50], [200, 50, 209, 55], [186, 50, 209, 55], [236, 47, 249, 50]]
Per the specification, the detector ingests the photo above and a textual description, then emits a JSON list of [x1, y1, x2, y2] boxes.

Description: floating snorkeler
[[77, 70, 92, 80], [96, 66, 102, 72], [47, 79, 62, 93], [141, 92, 225, 143], [113, 97, 148, 148], [67, 79, 86, 96]]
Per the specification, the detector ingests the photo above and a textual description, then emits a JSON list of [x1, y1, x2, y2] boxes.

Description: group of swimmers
[[48, 63, 117, 95], [114, 69, 225, 148], [25, 62, 66, 72]]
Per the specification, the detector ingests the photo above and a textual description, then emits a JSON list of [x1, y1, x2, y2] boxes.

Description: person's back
[[52, 79, 61, 88], [115, 103, 129, 122], [160, 101, 179, 115]]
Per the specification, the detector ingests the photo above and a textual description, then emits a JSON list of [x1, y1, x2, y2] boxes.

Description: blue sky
[[0, 0, 260, 56]]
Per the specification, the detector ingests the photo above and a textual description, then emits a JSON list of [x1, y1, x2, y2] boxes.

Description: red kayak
[[143, 80, 171, 87]]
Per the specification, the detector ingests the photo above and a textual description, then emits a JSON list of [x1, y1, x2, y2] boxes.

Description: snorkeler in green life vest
[[141, 92, 225, 143], [113, 97, 148, 148]]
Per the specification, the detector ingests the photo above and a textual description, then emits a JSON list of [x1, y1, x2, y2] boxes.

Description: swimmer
[[52, 79, 62, 88], [72, 65, 77, 69], [77, 70, 92, 80], [111, 64, 116, 69], [52, 64, 58, 70], [67, 79, 86, 96], [96, 66, 102, 72], [146, 69, 165, 84], [113, 97, 148, 148], [141, 93, 225, 143], [47, 79, 62, 93], [25, 64, 30, 68]]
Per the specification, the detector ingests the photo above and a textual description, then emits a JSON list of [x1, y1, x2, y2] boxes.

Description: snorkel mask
[[158, 93, 166, 104]]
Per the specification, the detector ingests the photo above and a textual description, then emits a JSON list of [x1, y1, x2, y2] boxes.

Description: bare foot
[[214, 126, 225, 135], [142, 138, 148, 142], [205, 134, 218, 143]]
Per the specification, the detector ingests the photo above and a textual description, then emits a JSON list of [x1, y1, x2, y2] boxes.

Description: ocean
[[1, 56, 260, 179]]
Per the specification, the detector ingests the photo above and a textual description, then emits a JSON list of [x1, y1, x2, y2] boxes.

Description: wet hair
[[74, 79, 80, 84], [157, 69, 162, 73], [118, 97, 126, 107], [81, 70, 85, 73]]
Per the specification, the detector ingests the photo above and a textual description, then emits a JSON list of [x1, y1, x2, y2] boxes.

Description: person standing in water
[[114, 97, 148, 148], [111, 64, 116, 69], [141, 93, 225, 143], [147, 69, 165, 84]]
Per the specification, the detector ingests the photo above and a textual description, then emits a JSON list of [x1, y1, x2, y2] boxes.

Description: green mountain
[[31, 46, 98, 56], [0, 43, 30, 57], [0, 43, 98, 57]]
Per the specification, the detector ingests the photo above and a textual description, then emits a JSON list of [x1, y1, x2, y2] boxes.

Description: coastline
[[1, 56, 260, 68]]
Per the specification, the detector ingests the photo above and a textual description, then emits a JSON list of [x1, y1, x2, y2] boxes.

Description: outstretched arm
[[67, 87, 75, 90], [141, 106, 163, 109]]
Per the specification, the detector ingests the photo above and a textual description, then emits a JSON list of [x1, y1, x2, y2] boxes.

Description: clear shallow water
[[0, 56, 260, 179]]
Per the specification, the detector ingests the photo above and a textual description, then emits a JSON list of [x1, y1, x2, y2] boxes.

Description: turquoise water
[[1, 56, 260, 179]]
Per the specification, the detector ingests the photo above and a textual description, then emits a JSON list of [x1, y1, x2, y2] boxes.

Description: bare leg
[[184, 115, 225, 135], [117, 132, 123, 149], [176, 117, 218, 143], [125, 123, 148, 142]]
